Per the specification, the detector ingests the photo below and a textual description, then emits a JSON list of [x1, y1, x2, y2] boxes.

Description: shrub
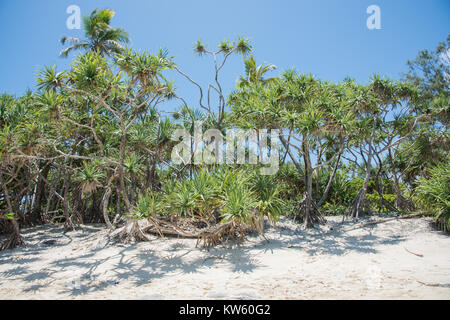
[[366, 193, 397, 212], [322, 203, 347, 216], [416, 163, 450, 231]]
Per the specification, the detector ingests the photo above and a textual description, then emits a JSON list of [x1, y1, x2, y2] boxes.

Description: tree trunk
[[63, 171, 75, 231], [388, 148, 413, 210], [279, 134, 304, 176], [1, 182, 24, 250], [72, 187, 84, 225], [354, 116, 377, 218], [30, 163, 50, 224], [317, 150, 342, 207], [303, 142, 314, 228], [102, 187, 114, 230], [0, 218, 25, 250]]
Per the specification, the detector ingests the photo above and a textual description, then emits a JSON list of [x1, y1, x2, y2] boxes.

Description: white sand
[[0, 216, 449, 300]]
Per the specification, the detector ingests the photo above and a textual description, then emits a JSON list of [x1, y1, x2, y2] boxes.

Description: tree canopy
[[0, 9, 448, 250]]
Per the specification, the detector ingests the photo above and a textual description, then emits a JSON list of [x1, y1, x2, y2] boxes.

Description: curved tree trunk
[[352, 115, 377, 218], [302, 142, 316, 228], [1, 182, 24, 250], [0, 218, 25, 251], [102, 187, 114, 230], [30, 163, 50, 224], [317, 151, 342, 207]]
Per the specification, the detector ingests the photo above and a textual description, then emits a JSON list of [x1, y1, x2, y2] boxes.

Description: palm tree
[[237, 55, 277, 88], [60, 8, 129, 57]]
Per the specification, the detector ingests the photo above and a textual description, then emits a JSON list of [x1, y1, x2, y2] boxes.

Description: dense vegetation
[[0, 9, 448, 250]]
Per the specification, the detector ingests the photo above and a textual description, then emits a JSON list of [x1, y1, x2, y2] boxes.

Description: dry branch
[[404, 247, 424, 257]]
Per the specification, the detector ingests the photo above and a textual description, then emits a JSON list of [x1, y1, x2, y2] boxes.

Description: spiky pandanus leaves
[[250, 174, 284, 226], [190, 170, 219, 221], [169, 181, 198, 218], [220, 183, 256, 225], [416, 163, 450, 231], [129, 193, 162, 220], [194, 36, 251, 57], [36, 66, 67, 92], [74, 161, 106, 196], [70, 51, 112, 90], [115, 48, 175, 88]]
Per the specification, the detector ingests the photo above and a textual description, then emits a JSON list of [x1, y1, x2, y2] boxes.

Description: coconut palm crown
[[60, 8, 130, 58]]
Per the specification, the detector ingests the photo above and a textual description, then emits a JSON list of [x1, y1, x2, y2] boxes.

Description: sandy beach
[[0, 216, 449, 300]]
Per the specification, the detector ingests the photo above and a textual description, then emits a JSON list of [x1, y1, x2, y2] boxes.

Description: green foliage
[[366, 193, 397, 211], [74, 161, 106, 195], [3, 212, 16, 220], [60, 8, 129, 57], [1, 10, 448, 250], [416, 163, 450, 230], [70, 51, 111, 89], [169, 181, 198, 217], [275, 163, 304, 200], [237, 55, 277, 89], [152, 168, 285, 228], [249, 174, 284, 223], [36, 66, 66, 92], [220, 180, 256, 224], [194, 36, 252, 57], [128, 193, 162, 219], [404, 35, 449, 126], [321, 203, 347, 216]]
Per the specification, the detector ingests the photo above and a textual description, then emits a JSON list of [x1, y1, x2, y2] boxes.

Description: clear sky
[[0, 0, 448, 111]]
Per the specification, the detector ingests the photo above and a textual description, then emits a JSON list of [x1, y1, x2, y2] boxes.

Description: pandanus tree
[[229, 71, 356, 227], [3, 10, 449, 251], [29, 46, 176, 233], [344, 76, 422, 218], [396, 35, 449, 212], [60, 8, 129, 58], [404, 34, 449, 126], [0, 93, 47, 247], [175, 37, 252, 129]]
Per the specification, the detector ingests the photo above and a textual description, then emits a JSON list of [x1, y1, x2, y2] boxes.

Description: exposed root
[[0, 219, 25, 251], [347, 191, 372, 219], [63, 216, 77, 232], [0, 232, 25, 251], [110, 215, 252, 249], [297, 196, 326, 227], [396, 194, 416, 212], [196, 220, 248, 249], [110, 219, 154, 243]]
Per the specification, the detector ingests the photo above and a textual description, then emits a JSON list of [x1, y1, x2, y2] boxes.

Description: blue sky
[[0, 0, 448, 111]]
